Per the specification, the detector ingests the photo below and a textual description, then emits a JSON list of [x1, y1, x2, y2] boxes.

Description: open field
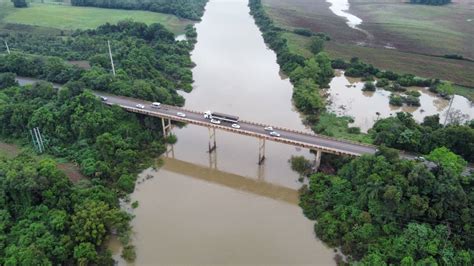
[[350, 0, 474, 59], [262, 0, 474, 88], [0, 2, 192, 34]]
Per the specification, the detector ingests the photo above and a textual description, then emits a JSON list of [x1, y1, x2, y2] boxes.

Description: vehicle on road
[[264, 126, 274, 131], [415, 156, 426, 162], [136, 104, 145, 109], [204, 110, 239, 123], [177, 112, 186, 118], [210, 119, 221, 124], [231, 123, 241, 129], [100, 96, 108, 101], [151, 102, 161, 109], [269, 131, 281, 137]]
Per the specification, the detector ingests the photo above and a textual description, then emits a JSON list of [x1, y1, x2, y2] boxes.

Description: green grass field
[[0, 2, 192, 34], [262, 0, 474, 90]]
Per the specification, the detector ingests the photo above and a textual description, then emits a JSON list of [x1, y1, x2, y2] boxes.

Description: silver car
[[269, 131, 281, 137]]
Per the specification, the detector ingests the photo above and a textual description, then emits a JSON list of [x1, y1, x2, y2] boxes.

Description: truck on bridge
[[204, 111, 239, 123]]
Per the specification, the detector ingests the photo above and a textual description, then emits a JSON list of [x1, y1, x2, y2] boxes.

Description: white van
[[151, 102, 161, 109]]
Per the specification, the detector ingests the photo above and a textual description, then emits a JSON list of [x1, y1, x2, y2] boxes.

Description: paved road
[[94, 92, 378, 157]]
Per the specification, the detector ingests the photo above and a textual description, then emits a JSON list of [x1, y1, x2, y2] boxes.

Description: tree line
[[410, 0, 451, 5], [70, 0, 208, 20], [249, 0, 333, 126]]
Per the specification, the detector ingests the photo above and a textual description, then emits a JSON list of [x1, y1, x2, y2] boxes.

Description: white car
[[264, 126, 274, 131], [151, 102, 161, 109], [100, 96, 108, 101], [269, 131, 281, 137], [136, 104, 145, 109], [210, 119, 221, 124], [176, 112, 186, 118], [231, 123, 241, 129]]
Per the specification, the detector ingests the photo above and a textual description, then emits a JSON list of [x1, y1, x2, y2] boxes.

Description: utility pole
[[443, 96, 454, 126], [107, 40, 116, 76], [4, 40, 10, 54]]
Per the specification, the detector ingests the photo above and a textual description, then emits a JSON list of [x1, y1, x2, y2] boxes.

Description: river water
[[325, 0, 362, 29], [328, 71, 474, 132], [117, 0, 336, 265]]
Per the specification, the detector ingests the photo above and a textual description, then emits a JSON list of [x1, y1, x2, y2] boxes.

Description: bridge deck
[[95, 92, 378, 157]]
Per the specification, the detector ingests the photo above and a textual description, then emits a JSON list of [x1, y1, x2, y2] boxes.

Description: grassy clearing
[[453, 85, 474, 102], [262, 0, 474, 88], [0, 2, 192, 34], [350, 0, 474, 59]]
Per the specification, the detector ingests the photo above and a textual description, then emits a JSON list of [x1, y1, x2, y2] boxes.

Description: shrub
[[362, 82, 376, 92], [389, 94, 404, 106]]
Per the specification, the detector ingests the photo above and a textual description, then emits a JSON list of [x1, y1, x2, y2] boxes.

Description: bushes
[[389, 94, 403, 106], [362, 81, 376, 91]]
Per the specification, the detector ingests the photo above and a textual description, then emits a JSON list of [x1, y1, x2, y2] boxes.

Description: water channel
[[325, 0, 363, 29], [115, 0, 336, 264]]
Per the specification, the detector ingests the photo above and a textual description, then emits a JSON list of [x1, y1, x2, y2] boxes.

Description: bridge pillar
[[208, 127, 217, 153], [314, 150, 322, 172], [208, 147, 217, 169], [161, 118, 172, 138], [258, 138, 266, 165]]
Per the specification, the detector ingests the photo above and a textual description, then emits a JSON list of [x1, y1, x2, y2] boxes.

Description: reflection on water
[[116, 162, 335, 265], [326, 0, 363, 29], [328, 71, 474, 132], [122, 0, 336, 264]]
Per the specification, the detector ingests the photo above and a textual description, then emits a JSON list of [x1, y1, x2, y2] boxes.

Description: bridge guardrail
[[101, 93, 375, 153]]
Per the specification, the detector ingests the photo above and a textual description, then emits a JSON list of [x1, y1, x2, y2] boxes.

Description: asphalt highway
[[94, 92, 379, 156]]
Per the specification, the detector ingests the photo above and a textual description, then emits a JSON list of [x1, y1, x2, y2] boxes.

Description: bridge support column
[[161, 118, 172, 138], [258, 138, 266, 165], [314, 150, 322, 172], [208, 148, 217, 169], [208, 127, 216, 153]]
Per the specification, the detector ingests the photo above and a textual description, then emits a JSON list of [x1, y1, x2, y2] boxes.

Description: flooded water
[[121, 0, 336, 265], [327, 71, 474, 132], [325, 0, 362, 29]]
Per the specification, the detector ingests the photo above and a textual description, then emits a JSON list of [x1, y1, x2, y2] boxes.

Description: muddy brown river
[[113, 0, 336, 264]]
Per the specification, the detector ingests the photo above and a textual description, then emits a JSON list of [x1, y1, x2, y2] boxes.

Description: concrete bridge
[[95, 92, 379, 168]]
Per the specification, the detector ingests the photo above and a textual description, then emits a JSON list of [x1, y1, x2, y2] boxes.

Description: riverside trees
[[300, 148, 473, 264], [71, 0, 208, 20], [0, 155, 131, 265]]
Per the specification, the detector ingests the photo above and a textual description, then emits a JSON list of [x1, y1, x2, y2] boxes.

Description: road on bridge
[[94, 92, 379, 157]]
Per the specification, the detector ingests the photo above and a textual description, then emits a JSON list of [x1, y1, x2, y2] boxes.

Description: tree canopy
[[300, 149, 473, 264]]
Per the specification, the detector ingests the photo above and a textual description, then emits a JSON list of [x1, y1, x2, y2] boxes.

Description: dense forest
[[70, 0, 208, 20], [410, 0, 451, 5], [371, 112, 474, 163], [0, 20, 198, 263], [0, 20, 195, 102], [0, 74, 171, 263], [300, 148, 473, 264]]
